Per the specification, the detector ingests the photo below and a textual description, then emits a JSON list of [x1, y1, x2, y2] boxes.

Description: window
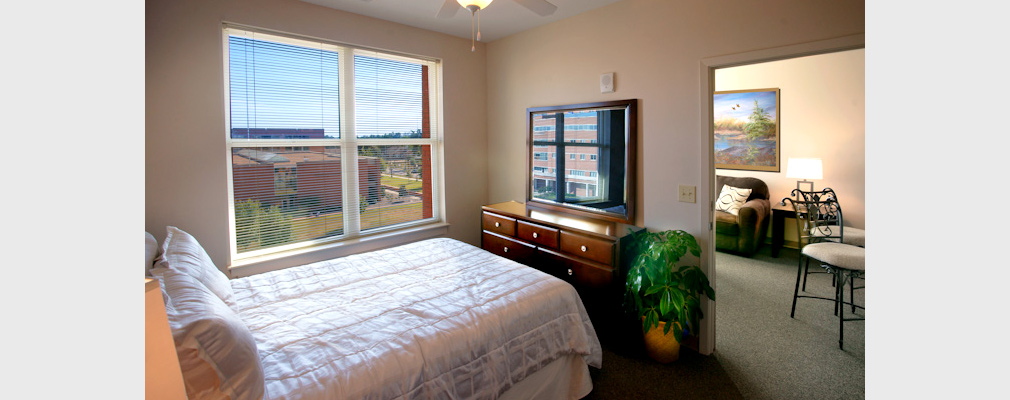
[[225, 27, 441, 259], [580, 154, 586, 160], [569, 154, 576, 160]]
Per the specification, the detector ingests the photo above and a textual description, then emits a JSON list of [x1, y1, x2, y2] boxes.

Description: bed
[[148, 227, 603, 400]]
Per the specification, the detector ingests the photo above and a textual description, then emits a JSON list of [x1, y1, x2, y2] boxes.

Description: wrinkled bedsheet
[[230, 238, 602, 400]]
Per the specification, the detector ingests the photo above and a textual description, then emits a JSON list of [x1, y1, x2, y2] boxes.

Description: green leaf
[[627, 270, 642, 293], [659, 288, 672, 316], [684, 308, 696, 334], [644, 261, 658, 283], [644, 309, 659, 333], [670, 289, 685, 311], [663, 319, 672, 335]]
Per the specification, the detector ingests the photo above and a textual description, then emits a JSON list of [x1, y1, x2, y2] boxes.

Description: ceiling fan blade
[[436, 0, 460, 18], [514, 0, 558, 16]]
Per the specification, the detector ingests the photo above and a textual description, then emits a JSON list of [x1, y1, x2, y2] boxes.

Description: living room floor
[[713, 246, 865, 399]]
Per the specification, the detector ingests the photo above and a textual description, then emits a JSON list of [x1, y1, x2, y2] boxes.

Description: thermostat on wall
[[600, 72, 614, 93]]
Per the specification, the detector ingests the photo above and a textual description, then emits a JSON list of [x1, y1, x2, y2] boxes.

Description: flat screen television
[[526, 99, 636, 224]]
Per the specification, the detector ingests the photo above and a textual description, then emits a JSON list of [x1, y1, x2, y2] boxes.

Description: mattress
[[229, 238, 603, 400]]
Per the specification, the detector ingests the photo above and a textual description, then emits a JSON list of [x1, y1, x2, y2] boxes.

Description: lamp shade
[[786, 158, 823, 180], [457, 0, 493, 9]]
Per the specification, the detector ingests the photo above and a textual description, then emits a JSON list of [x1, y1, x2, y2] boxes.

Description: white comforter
[[230, 238, 602, 400]]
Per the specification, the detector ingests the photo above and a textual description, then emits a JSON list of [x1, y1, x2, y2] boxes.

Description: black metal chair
[[808, 188, 865, 248], [783, 188, 865, 349], [789, 188, 866, 294]]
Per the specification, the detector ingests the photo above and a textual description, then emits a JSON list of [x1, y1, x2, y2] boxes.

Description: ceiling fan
[[436, 0, 557, 51], [436, 0, 558, 19]]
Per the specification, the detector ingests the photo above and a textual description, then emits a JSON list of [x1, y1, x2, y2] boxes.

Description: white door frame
[[697, 34, 865, 355]]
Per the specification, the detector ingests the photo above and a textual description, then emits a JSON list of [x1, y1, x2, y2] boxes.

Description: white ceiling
[[299, 0, 624, 42]]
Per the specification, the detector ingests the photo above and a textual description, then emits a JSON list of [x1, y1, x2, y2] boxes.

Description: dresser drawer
[[517, 220, 559, 250], [538, 249, 614, 289], [482, 212, 517, 237], [482, 231, 535, 263], [560, 231, 614, 265]]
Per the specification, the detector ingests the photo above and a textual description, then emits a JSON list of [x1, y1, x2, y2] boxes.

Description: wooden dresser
[[481, 201, 638, 294]]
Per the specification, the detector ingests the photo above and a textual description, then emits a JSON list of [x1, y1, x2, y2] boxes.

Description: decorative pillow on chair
[[155, 226, 236, 309], [715, 185, 753, 216], [162, 269, 264, 400]]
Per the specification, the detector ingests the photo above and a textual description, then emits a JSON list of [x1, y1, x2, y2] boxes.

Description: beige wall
[[716, 49, 865, 230], [486, 0, 863, 238], [146, 0, 488, 274]]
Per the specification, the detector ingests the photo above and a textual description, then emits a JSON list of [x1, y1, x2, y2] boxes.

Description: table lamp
[[786, 157, 823, 194]]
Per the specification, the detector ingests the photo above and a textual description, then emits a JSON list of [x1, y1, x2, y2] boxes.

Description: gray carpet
[[713, 247, 865, 399]]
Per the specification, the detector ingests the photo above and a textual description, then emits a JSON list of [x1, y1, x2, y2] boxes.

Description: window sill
[[227, 222, 450, 278]]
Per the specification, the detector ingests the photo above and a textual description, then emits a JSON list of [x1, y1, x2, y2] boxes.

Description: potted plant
[[624, 229, 715, 362]]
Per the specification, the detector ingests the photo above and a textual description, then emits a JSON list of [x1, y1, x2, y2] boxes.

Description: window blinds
[[226, 27, 439, 257]]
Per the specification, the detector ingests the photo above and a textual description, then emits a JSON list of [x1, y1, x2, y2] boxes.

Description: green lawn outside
[[237, 201, 424, 253], [381, 175, 423, 191], [360, 202, 423, 229]]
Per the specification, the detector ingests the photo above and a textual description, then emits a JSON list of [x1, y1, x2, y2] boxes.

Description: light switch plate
[[679, 185, 696, 203]]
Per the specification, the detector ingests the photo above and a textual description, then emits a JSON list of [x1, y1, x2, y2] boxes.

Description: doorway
[[696, 34, 865, 354]]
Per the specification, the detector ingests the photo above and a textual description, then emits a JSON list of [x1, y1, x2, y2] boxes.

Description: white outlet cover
[[600, 72, 614, 93]]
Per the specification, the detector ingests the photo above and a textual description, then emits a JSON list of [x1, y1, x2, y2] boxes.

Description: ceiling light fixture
[[458, 0, 493, 52]]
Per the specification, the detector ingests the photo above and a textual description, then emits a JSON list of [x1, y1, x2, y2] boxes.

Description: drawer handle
[[581, 245, 587, 252], [495, 222, 500, 228], [532, 232, 538, 238], [503, 246, 509, 253], [567, 268, 573, 276]]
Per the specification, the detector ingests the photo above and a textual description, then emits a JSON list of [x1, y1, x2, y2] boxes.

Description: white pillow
[[162, 269, 264, 400], [156, 226, 236, 309], [715, 185, 753, 216], [145, 232, 160, 277]]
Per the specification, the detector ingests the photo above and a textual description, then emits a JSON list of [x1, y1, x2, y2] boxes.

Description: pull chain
[[470, 9, 476, 52]]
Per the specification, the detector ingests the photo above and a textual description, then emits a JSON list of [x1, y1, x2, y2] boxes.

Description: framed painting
[[713, 88, 780, 172]]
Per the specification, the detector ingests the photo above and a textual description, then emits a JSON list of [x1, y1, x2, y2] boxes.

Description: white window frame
[[222, 25, 444, 264]]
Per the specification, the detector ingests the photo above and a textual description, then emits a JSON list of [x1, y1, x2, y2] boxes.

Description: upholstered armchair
[[714, 176, 771, 256]]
